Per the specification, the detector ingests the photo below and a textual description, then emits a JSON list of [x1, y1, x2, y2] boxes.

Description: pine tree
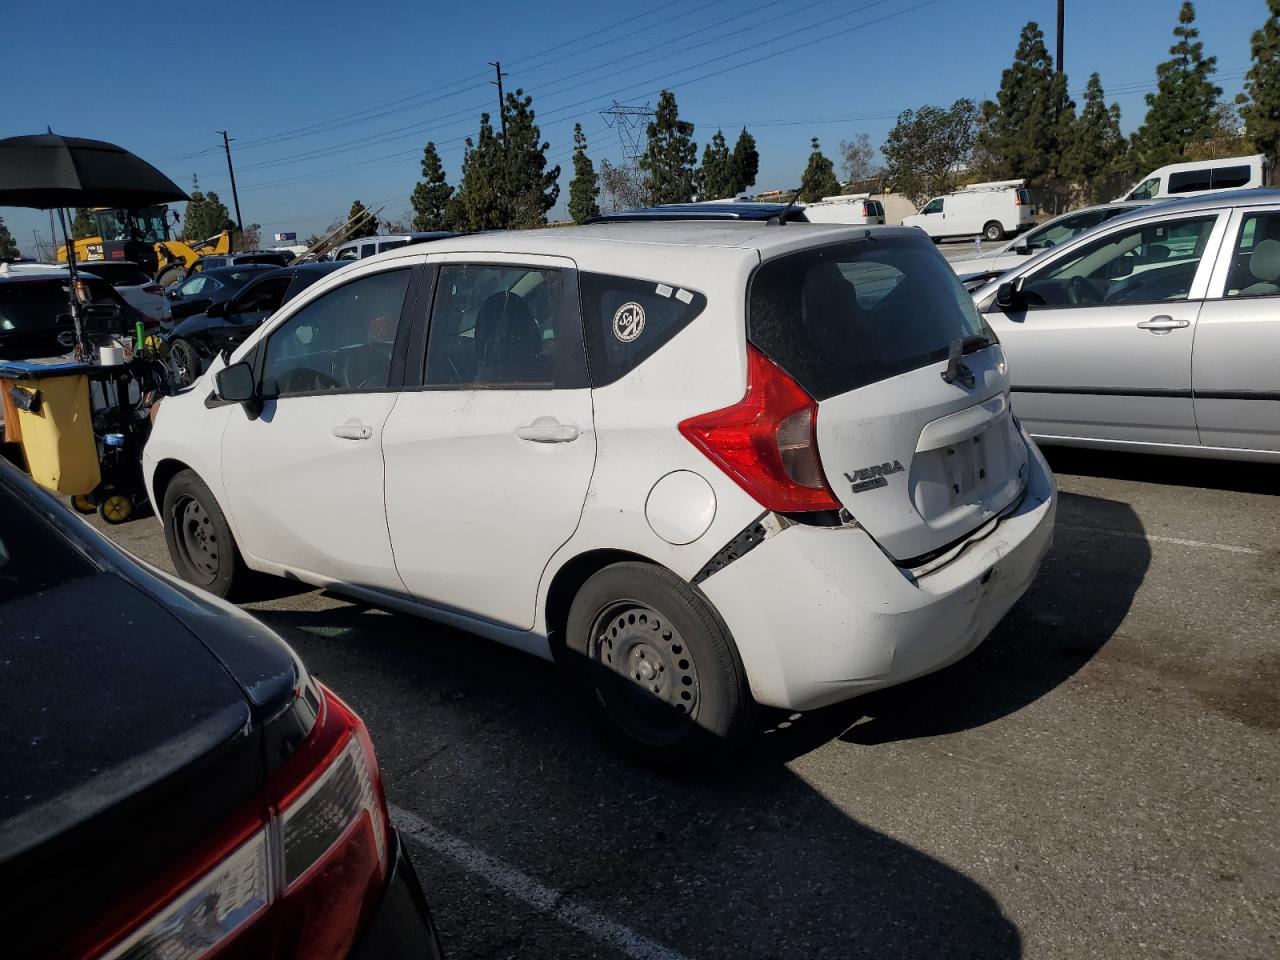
[[500, 89, 560, 228], [0, 216, 17, 259], [411, 142, 454, 232], [181, 190, 234, 241], [640, 90, 698, 205], [1239, 0, 1280, 184], [457, 117, 507, 232], [344, 201, 378, 240], [797, 138, 841, 202], [71, 207, 97, 240], [1130, 1, 1222, 169], [568, 124, 601, 224], [729, 128, 759, 195], [1064, 73, 1127, 203], [696, 130, 735, 200], [976, 21, 1075, 196]]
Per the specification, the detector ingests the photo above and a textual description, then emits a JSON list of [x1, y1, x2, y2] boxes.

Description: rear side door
[[1192, 205, 1280, 452], [209, 275, 292, 352], [220, 262, 418, 589], [984, 210, 1228, 446], [381, 255, 595, 629]]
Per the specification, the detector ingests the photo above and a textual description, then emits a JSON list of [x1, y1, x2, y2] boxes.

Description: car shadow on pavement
[[747, 490, 1149, 756], [1043, 446, 1279, 495], [250, 601, 1027, 960]]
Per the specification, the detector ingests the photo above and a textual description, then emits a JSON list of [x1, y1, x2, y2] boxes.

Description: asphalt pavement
[[96, 447, 1279, 960]]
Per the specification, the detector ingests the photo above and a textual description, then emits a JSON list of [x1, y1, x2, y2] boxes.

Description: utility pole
[[489, 61, 508, 138], [1056, 0, 1065, 74], [217, 130, 244, 233]]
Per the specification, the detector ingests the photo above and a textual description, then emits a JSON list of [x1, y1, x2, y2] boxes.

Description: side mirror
[[206, 301, 227, 318], [215, 361, 256, 403], [1012, 239, 1030, 255], [995, 276, 1026, 310], [167, 288, 182, 300]]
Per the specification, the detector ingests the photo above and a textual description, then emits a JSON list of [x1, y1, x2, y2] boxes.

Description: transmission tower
[[600, 101, 655, 164]]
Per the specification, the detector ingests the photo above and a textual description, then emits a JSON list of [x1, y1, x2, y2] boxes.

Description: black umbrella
[[0, 133, 188, 209]]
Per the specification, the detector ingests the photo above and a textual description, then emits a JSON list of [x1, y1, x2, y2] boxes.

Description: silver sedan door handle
[[516, 417, 580, 443], [1136, 315, 1190, 334], [332, 422, 373, 440]]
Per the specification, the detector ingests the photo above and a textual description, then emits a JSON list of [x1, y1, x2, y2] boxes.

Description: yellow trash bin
[[1, 360, 100, 496]]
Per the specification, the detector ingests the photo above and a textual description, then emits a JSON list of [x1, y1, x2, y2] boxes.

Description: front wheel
[[984, 221, 1006, 242], [162, 469, 247, 598], [566, 562, 755, 765], [169, 338, 201, 388]]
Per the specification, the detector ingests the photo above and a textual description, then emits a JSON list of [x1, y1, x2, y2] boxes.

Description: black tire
[[565, 562, 756, 765], [162, 469, 247, 599], [983, 220, 1005, 242], [156, 264, 184, 289], [169, 338, 202, 388]]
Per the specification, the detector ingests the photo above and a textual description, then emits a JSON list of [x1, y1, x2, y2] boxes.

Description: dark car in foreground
[[163, 261, 348, 386], [0, 458, 443, 959]]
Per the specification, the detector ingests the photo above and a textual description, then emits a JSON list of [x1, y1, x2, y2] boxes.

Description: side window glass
[[336, 247, 358, 261], [1021, 216, 1217, 309], [360, 243, 377, 258], [425, 264, 567, 388], [922, 199, 943, 215], [262, 268, 410, 397], [180, 276, 208, 296], [1128, 178, 1160, 201], [1169, 169, 1212, 194], [236, 278, 291, 313], [1226, 212, 1280, 298], [580, 273, 707, 387]]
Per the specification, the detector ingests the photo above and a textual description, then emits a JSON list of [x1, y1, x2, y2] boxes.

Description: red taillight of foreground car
[[85, 684, 389, 960], [679, 345, 841, 513]]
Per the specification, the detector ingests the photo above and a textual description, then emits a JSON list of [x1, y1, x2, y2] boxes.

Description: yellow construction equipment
[[57, 206, 230, 286]]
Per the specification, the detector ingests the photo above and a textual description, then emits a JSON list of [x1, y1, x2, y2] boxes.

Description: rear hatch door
[[749, 232, 1027, 562]]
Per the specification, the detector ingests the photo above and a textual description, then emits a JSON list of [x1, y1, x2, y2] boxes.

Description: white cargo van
[[801, 194, 887, 225], [1117, 154, 1270, 202], [902, 180, 1036, 242]]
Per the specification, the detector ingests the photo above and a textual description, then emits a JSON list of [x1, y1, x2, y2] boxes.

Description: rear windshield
[[0, 280, 72, 331], [80, 263, 150, 286], [748, 236, 985, 399]]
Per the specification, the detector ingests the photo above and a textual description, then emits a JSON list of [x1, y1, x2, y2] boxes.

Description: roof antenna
[[767, 189, 802, 226]]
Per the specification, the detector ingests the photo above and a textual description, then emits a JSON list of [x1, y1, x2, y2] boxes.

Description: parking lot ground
[[95, 448, 1279, 959]]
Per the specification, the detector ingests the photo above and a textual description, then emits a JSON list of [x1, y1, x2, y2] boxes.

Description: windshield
[[749, 236, 987, 400], [1019, 206, 1136, 253]]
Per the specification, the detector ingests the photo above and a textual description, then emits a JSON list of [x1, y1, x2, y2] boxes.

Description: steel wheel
[[172, 494, 221, 585], [589, 600, 700, 747]]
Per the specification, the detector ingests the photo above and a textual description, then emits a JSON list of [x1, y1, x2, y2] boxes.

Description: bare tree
[[839, 133, 881, 183], [599, 159, 647, 212]]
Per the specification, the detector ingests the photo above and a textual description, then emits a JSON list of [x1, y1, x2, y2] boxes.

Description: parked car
[[187, 250, 293, 275], [801, 194, 887, 225], [903, 179, 1036, 242], [166, 264, 277, 322], [2, 260, 169, 323], [144, 222, 1056, 761], [331, 233, 456, 262], [164, 261, 349, 386], [0, 456, 443, 960], [588, 201, 809, 223], [0, 265, 148, 360], [949, 201, 1157, 289], [972, 188, 1280, 461], [1117, 154, 1269, 203]]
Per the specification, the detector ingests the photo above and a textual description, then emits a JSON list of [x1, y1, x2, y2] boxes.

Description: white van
[[902, 180, 1036, 242], [800, 194, 887, 225], [1118, 154, 1270, 202], [330, 231, 455, 261]]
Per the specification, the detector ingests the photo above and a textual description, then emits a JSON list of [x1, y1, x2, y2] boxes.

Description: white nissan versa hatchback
[[144, 222, 1057, 760]]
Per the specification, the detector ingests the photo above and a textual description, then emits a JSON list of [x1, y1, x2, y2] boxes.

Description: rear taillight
[[89, 684, 389, 960], [679, 345, 841, 512], [142, 284, 164, 295]]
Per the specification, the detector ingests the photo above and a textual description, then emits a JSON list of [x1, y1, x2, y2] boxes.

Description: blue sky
[[0, 0, 1265, 253]]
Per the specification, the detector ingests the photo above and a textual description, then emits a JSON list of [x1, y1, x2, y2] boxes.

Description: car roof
[[195, 263, 278, 280], [252, 261, 347, 283], [588, 202, 805, 223], [1103, 187, 1280, 225]]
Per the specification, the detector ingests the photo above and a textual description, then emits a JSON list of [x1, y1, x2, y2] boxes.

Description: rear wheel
[[169, 338, 201, 387], [983, 220, 1006, 242], [566, 562, 755, 764], [162, 469, 246, 598]]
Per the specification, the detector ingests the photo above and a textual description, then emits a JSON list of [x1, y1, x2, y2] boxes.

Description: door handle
[[332, 422, 373, 440], [1136, 315, 1189, 334], [516, 417, 580, 443]]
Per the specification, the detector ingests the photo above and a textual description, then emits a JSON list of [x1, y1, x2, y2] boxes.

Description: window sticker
[[654, 283, 673, 298], [612, 301, 646, 342], [674, 288, 694, 304]]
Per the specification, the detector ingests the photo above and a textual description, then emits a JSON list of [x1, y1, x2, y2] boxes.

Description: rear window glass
[[748, 236, 984, 400], [0, 280, 72, 331], [580, 273, 707, 387], [80, 263, 149, 286], [1169, 169, 1213, 194]]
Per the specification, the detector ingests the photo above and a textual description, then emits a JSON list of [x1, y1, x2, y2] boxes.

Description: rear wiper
[[940, 335, 990, 388]]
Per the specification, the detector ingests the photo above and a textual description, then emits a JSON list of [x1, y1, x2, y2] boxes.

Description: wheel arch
[[543, 548, 660, 658], [150, 457, 196, 513]]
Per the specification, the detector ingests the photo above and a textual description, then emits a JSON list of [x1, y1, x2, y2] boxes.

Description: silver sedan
[[973, 189, 1280, 462]]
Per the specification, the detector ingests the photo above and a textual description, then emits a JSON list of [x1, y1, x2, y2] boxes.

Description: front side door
[[381, 256, 595, 630], [917, 197, 945, 236], [1193, 206, 1280, 452], [221, 263, 418, 589], [985, 211, 1227, 446]]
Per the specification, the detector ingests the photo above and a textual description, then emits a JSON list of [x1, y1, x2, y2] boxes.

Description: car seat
[[474, 291, 546, 384], [1238, 238, 1280, 297]]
